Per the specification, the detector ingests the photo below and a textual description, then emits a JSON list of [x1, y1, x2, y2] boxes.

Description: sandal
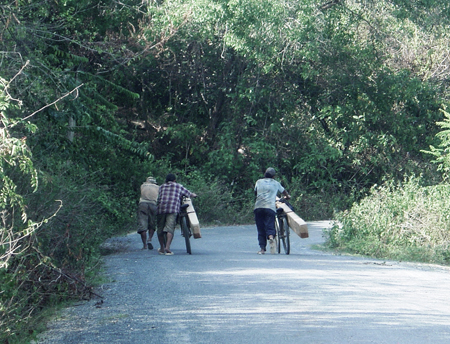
[[165, 249, 174, 255], [157, 248, 165, 255]]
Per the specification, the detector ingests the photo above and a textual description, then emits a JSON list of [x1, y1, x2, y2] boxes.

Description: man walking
[[157, 173, 197, 255], [137, 176, 159, 250], [254, 167, 291, 254]]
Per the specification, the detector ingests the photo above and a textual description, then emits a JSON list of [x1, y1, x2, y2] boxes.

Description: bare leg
[[146, 229, 155, 249], [148, 229, 155, 242], [165, 232, 174, 253], [140, 231, 147, 249], [157, 232, 165, 251]]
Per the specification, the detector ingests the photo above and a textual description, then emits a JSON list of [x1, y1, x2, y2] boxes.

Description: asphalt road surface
[[35, 221, 450, 344]]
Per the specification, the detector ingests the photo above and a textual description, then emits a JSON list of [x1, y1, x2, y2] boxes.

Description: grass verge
[[325, 176, 450, 265]]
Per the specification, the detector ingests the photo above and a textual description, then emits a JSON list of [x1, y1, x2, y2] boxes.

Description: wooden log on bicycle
[[183, 197, 201, 239], [275, 200, 309, 239]]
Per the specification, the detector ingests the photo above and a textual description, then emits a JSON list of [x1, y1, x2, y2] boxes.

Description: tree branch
[[319, 0, 341, 11], [16, 84, 84, 125]]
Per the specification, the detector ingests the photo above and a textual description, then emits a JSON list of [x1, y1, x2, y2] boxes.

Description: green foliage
[[137, 0, 445, 202], [0, 81, 37, 219], [2, 0, 450, 339], [422, 108, 450, 179], [285, 176, 357, 221], [0, 77, 41, 265], [0, 76, 62, 341], [0, 147, 141, 343], [183, 171, 254, 225], [326, 177, 450, 264]]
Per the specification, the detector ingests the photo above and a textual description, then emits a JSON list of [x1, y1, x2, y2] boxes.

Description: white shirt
[[254, 178, 285, 212]]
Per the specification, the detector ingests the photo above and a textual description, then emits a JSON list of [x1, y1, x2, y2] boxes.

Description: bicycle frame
[[179, 200, 192, 254], [275, 200, 291, 255], [160, 200, 193, 254]]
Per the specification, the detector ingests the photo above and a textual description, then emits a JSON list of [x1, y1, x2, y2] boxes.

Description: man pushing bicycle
[[156, 173, 197, 255]]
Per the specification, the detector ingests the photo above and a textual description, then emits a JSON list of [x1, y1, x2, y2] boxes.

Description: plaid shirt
[[157, 181, 193, 214]]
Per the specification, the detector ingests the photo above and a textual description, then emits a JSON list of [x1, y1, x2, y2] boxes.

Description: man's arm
[[282, 189, 291, 200], [181, 185, 197, 198]]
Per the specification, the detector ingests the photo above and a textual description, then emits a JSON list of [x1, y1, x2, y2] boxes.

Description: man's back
[[140, 182, 159, 203], [157, 181, 190, 214], [254, 178, 284, 211]]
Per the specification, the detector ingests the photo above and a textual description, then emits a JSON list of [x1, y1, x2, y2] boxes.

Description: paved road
[[36, 221, 450, 344]]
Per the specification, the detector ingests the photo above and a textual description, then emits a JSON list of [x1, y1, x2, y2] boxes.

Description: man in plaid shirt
[[156, 173, 197, 255]]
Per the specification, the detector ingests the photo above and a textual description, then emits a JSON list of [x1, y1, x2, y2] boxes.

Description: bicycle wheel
[[180, 216, 192, 254], [275, 217, 282, 254], [279, 216, 290, 255]]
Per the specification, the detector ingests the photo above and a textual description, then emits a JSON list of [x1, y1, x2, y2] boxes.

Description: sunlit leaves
[[423, 109, 450, 179]]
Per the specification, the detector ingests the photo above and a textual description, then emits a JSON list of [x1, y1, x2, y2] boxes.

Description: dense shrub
[[325, 177, 450, 264], [0, 160, 136, 343], [183, 171, 255, 225]]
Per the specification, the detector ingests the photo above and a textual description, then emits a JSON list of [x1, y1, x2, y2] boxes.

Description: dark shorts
[[137, 201, 157, 233], [156, 213, 177, 235]]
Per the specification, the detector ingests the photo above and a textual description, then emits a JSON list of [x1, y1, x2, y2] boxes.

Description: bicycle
[[160, 197, 196, 254], [179, 199, 192, 254], [275, 198, 291, 255]]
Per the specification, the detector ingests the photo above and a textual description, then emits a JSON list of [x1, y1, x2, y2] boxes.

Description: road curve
[[35, 221, 450, 344]]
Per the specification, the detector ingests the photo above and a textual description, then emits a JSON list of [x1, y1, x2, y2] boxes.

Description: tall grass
[[326, 177, 450, 264]]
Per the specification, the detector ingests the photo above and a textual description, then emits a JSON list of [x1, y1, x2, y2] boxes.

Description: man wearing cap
[[254, 167, 291, 254], [156, 173, 197, 255], [137, 176, 159, 250]]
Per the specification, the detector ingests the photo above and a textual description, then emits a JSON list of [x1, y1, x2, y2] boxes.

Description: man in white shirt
[[254, 168, 291, 254]]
